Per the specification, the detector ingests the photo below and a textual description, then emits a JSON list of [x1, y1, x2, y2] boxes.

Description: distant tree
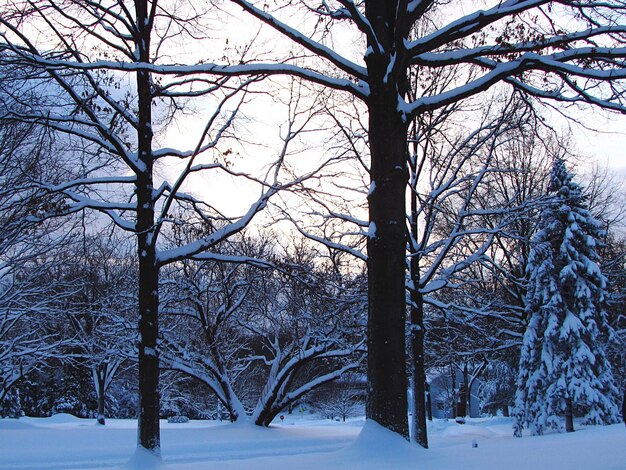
[[311, 385, 364, 422], [5, 0, 626, 448], [62, 232, 137, 425], [0, 2, 331, 453], [514, 158, 620, 436], [159, 232, 265, 423], [407, 92, 538, 443], [0, 111, 73, 411], [478, 360, 517, 417], [207, 0, 626, 441], [160, 233, 365, 426], [583, 170, 626, 404]]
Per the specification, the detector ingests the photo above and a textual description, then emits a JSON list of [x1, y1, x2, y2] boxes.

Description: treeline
[[0, 223, 366, 425], [1, 111, 624, 432]]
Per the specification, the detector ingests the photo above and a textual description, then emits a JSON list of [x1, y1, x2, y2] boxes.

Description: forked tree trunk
[[135, 0, 160, 454], [207, 343, 246, 423]]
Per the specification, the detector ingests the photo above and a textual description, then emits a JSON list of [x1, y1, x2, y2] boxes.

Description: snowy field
[[0, 414, 624, 470]]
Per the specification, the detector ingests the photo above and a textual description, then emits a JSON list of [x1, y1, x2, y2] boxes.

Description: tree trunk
[[502, 404, 509, 417], [97, 370, 106, 426], [135, 0, 160, 454], [408, 135, 428, 445], [361, 0, 411, 441], [217, 400, 223, 421], [565, 398, 574, 433], [461, 362, 472, 417], [456, 382, 467, 423], [208, 343, 246, 423], [426, 382, 433, 421], [410, 289, 428, 448], [365, 91, 410, 439], [136, 158, 160, 452], [450, 364, 457, 419], [622, 387, 626, 425]]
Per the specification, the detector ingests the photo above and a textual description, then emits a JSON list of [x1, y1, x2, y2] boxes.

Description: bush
[[167, 415, 189, 423]]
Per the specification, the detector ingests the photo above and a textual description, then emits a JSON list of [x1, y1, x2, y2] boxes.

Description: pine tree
[[514, 158, 620, 436], [0, 387, 22, 418]]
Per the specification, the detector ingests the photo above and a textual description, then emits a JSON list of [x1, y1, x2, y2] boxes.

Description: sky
[[577, 120, 626, 174]]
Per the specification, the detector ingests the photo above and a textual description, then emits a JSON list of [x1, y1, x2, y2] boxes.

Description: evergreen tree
[[514, 158, 620, 436], [0, 387, 22, 418]]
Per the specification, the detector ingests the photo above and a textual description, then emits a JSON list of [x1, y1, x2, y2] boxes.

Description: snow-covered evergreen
[[514, 158, 620, 436]]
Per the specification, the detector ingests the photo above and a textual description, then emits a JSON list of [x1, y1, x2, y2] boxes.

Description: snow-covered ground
[[0, 414, 624, 469]]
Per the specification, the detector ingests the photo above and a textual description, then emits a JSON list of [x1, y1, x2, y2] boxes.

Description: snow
[[0, 415, 624, 469], [368, 222, 376, 238]]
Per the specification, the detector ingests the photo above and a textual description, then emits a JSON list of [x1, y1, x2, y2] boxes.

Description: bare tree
[[181, 0, 626, 441], [61, 231, 137, 425], [0, 1, 332, 455], [4, 0, 626, 447], [0, 96, 75, 409], [159, 232, 262, 423], [311, 385, 364, 422], [0, 250, 70, 406], [160, 233, 365, 426]]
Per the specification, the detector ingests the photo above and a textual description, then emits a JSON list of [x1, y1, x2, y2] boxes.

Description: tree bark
[[456, 382, 467, 423], [96, 369, 106, 426], [565, 398, 574, 433], [622, 387, 626, 425], [426, 382, 433, 421], [135, 0, 160, 454], [410, 289, 428, 447], [409, 134, 428, 446], [450, 364, 457, 419], [363, 0, 411, 441], [459, 362, 470, 418], [365, 91, 410, 439]]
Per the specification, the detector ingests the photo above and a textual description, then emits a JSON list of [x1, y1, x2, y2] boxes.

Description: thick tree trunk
[[136, 151, 160, 451], [135, 0, 160, 454], [362, 0, 411, 442], [366, 95, 410, 439], [565, 398, 574, 433]]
